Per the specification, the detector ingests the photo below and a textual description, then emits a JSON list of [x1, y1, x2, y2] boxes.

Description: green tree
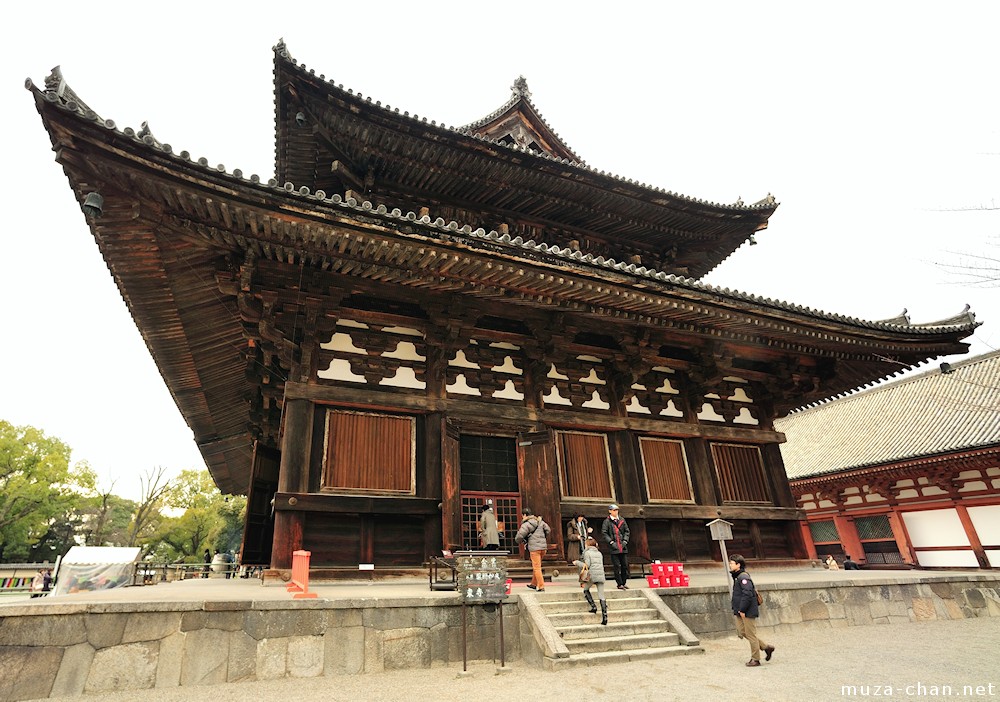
[[151, 469, 228, 562], [0, 421, 96, 562]]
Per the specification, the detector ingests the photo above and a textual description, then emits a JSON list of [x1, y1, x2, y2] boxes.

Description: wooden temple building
[[777, 350, 1000, 570], [29, 43, 979, 575]]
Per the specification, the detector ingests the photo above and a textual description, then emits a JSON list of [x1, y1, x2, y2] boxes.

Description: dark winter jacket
[[601, 516, 630, 554], [730, 568, 760, 618]]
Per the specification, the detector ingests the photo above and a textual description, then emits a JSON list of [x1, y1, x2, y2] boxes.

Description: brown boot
[[746, 659, 761, 667], [764, 645, 775, 661]]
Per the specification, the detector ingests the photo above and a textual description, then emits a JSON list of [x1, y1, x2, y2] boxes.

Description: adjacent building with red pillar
[[779, 351, 1000, 569]]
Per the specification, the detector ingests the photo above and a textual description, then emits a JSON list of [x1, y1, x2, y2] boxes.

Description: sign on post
[[706, 518, 735, 592], [455, 552, 508, 603], [454, 551, 509, 671]]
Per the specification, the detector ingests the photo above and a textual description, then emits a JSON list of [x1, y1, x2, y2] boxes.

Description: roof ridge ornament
[[511, 75, 531, 100], [43, 66, 99, 120]]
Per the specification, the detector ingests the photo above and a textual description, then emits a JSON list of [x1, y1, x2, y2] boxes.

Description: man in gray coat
[[514, 507, 550, 592], [478, 500, 501, 550]]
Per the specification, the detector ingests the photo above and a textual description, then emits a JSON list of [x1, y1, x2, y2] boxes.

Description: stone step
[[545, 645, 703, 670], [563, 631, 680, 654], [538, 596, 651, 613], [547, 607, 657, 626], [556, 619, 671, 640]]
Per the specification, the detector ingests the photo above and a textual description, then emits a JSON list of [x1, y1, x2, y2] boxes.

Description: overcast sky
[[3, 2, 997, 500]]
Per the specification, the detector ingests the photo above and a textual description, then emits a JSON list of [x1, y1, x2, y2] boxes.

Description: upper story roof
[[271, 41, 778, 279], [777, 350, 1000, 480]]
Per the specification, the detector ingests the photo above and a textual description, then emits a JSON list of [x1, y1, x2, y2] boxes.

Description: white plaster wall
[[966, 504, 1000, 544], [914, 550, 979, 568], [902, 509, 970, 548]]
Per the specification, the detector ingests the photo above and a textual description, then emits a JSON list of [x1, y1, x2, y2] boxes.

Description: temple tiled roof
[[776, 350, 1000, 480], [28, 65, 981, 492]]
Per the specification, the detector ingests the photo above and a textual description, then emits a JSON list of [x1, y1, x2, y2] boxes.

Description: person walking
[[601, 504, 630, 589], [30, 569, 45, 598], [514, 507, 550, 592], [565, 513, 589, 564], [575, 537, 609, 625], [202, 549, 211, 578], [479, 500, 501, 550], [729, 554, 775, 667]]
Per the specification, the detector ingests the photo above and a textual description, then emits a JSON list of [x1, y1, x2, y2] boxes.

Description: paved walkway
[[5, 565, 995, 606], [34, 616, 999, 702], [6, 567, 1000, 701]]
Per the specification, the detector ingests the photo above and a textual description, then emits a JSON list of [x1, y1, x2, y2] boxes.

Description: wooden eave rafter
[[272, 51, 776, 278]]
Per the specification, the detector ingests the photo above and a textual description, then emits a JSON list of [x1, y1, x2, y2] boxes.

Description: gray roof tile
[[777, 350, 1000, 479]]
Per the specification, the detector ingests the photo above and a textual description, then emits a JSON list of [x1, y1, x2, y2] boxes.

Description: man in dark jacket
[[729, 554, 775, 667], [600, 504, 630, 589]]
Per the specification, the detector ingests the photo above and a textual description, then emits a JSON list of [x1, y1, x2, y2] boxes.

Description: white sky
[[3, 2, 997, 500]]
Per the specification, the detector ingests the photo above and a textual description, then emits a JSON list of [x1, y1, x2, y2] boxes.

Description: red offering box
[[651, 563, 667, 577], [646, 575, 660, 588], [681, 574, 690, 586]]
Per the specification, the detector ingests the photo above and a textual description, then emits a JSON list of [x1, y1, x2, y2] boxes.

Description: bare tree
[[128, 466, 171, 547]]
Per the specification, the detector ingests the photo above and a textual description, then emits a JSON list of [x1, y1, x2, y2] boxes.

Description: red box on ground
[[671, 574, 683, 587], [651, 563, 667, 578], [681, 574, 690, 586], [646, 575, 661, 588]]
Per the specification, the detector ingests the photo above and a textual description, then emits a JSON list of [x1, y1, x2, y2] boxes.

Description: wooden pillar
[[955, 504, 990, 569], [271, 398, 313, 569], [440, 419, 461, 550], [832, 514, 865, 564], [887, 510, 917, 566], [684, 438, 719, 506], [799, 519, 819, 560]]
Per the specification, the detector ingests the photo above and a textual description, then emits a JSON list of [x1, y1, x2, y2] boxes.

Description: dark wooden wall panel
[[324, 411, 413, 492], [557, 431, 612, 499], [711, 443, 770, 503], [640, 438, 691, 501]]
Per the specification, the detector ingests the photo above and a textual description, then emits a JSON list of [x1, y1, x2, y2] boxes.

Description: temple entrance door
[[458, 435, 519, 552]]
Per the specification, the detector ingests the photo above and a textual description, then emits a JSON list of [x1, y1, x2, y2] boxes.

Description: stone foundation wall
[[0, 598, 519, 701], [659, 575, 1000, 639]]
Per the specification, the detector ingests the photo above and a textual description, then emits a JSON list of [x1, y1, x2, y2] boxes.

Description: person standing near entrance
[[601, 504, 630, 589], [515, 507, 550, 592], [565, 513, 590, 564], [479, 500, 501, 550], [729, 554, 775, 667]]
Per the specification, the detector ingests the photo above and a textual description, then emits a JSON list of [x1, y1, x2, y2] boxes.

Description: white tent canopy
[[52, 546, 141, 596]]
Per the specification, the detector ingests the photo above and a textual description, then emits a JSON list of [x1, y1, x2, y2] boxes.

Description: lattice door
[[461, 492, 521, 552]]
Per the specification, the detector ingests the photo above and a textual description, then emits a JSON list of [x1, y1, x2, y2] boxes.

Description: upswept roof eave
[[271, 42, 779, 221], [29, 74, 979, 349]]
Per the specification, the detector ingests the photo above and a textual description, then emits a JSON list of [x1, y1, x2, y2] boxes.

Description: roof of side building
[[776, 350, 1000, 480]]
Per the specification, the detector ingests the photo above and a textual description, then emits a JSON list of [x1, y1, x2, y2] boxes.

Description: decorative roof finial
[[511, 76, 531, 99]]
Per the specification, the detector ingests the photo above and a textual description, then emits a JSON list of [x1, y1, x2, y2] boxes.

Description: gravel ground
[[36, 616, 1000, 702]]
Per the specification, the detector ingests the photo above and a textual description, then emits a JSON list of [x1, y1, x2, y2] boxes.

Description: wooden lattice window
[[809, 520, 841, 544], [556, 431, 614, 500], [639, 437, 693, 502], [322, 410, 415, 494], [711, 442, 771, 504]]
